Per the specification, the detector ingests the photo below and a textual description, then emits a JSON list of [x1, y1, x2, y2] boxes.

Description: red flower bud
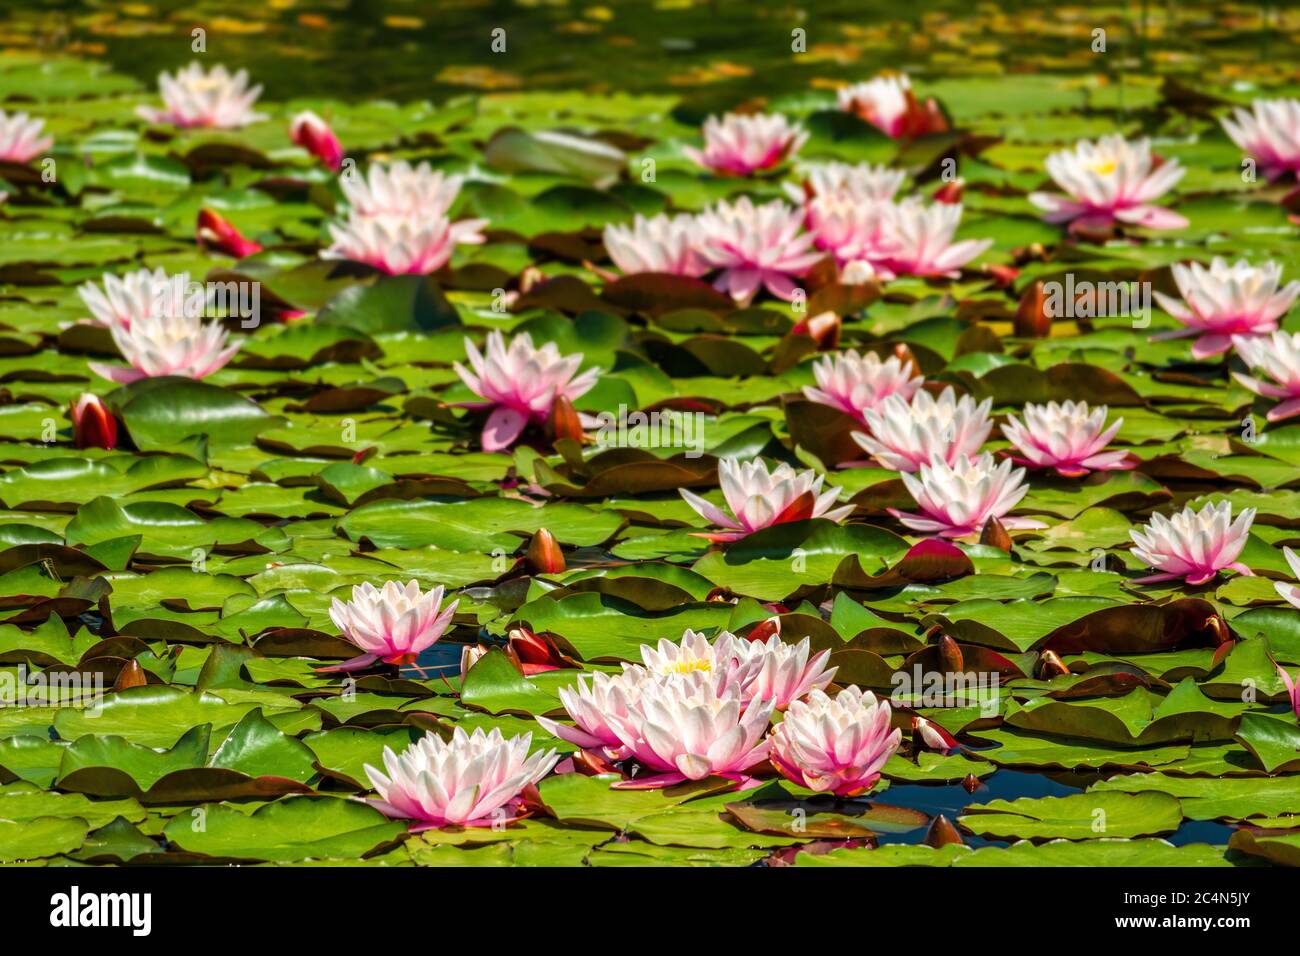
[[933, 178, 964, 204], [70, 393, 118, 450], [791, 310, 841, 350], [289, 111, 344, 172], [197, 208, 262, 259], [1014, 280, 1051, 338], [525, 528, 566, 574]]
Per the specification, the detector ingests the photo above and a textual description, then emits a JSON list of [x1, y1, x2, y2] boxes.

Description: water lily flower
[[854, 387, 993, 472], [1152, 258, 1300, 359], [78, 267, 183, 330], [322, 580, 459, 672], [638, 629, 752, 687], [804, 194, 898, 270], [696, 197, 823, 302], [197, 209, 263, 258], [0, 109, 53, 163], [453, 330, 599, 452], [289, 110, 343, 171], [680, 457, 854, 542], [365, 727, 557, 831], [1001, 401, 1134, 477], [735, 634, 836, 711], [890, 453, 1043, 538], [323, 213, 483, 276], [803, 349, 924, 425], [1129, 501, 1256, 586], [606, 676, 774, 789], [70, 394, 117, 451], [771, 687, 901, 795], [89, 311, 239, 384], [786, 161, 906, 204], [837, 74, 948, 139], [683, 112, 808, 176], [1221, 98, 1300, 182], [1273, 656, 1300, 721], [137, 61, 266, 129], [1274, 547, 1300, 611], [1029, 135, 1187, 234], [536, 668, 651, 758], [339, 160, 472, 223], [875, 200, 992, 279], [1233, 331, 1300, 422], [602, 212, 709, 278]]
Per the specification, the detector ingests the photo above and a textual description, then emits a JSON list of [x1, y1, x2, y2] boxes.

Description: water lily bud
[[937, 634, 964, 673], [508, 626, 565, 672], [980, 515, 1013, 553], [892, 342, 918, 370], [745, 616, 782, 644], [1014, 280, 1051, 338], [792, 311, 841, 350], [933, 178, 964, 204], [1037, 649, 1070, 678], [924, 814, 965, 848], [459, 644, 487, 681], [525, 528, 566, 574], [289, 111, 343, 171], [912, 715, 959, 753], [197, 208, 262, 258], [70, 393, 118, 450], [113, 659, 147, 691], [961, 773, 982, 794], [547, 394, 586, 445]]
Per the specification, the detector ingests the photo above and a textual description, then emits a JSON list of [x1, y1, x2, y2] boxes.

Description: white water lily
[[1233, 330, 1300, 422], [137, 61, 266, 128], [802, 348, 923, 425], [1129, 501, 1255, 586], [786, 161, 906, 204], [1029, 135, 1186, 233], [854, 387, 992, 472], [0, 109, 53, 162], [1152, 258, 1300, 359], [1001, 400, 1133, 477], [890, 453, 1043, 538], [365, 727, 557, 831], [89, 310, 239, 385], [602, 212, 708, 277], [680, 457, 854, 542], [771, 686, 901, 795]]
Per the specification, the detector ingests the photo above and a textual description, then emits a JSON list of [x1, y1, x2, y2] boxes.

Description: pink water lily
[[602, 212, 709, 278], [771, 686, 900, 796], [536, 668, 651, 759], [680, 457, 854, 542], [289, 110, 343, 171], [89, 311, 239, 384], [875, 200, 991, 279], [802, 348, 924, 426], [365, 727, 557, 831], [1273, 653, 1300, 721], [735, 634, 836, 711], [1234, 331, 1300, 422], [854, 386, 992, 472], [606, 675, 774, 790], [323, 213, 484, 275], [78, 267, 183, 330], [1221, 98, 1300, 182], [453, 330, 599, 452], [0, 109, 53, 163], [638, 629, 752, 686], [137, 62, 266, 129], [321, 580, 459, 672], [787, 161, 906, 204], [684, 113, 807, 176], [696, 197, 824, 302], [890, 453, 1043, 538], [1152, 258, 1300, 359], [804, 194, 898, 270], [837, 74, 948, 139], [1001, 400, 1134, 477], [1029, 135, 1187, 234], [1129, 501, 1255, 586], [339, 160, 469, 221], [1275, 547, 1300, 612]]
